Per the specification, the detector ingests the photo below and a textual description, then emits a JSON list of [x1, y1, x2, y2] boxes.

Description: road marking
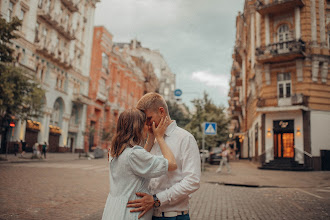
[[295, 188, 323, 199]]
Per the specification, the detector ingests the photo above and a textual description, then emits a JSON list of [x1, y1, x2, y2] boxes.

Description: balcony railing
[[61, 0, 79, 12], [37, 8, 75, 41], [256, 40, 305, 63], [256, 94, 309, 108], [256, 0, 305, 15]]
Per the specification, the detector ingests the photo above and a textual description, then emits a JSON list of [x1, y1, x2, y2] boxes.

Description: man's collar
[[165, 120, 177, 137]]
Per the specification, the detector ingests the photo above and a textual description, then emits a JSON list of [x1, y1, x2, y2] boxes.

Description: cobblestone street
[[1, 154, 330, 220]]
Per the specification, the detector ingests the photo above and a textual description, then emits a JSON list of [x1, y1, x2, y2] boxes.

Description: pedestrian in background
[[20, 140, 26, 157], [216, 146, 231, 173], [14, 140, 19, 156], [42, 142, 47, 159]]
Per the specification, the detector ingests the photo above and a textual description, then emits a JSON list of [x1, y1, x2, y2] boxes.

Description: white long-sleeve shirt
[[149, 121, 201, 212]]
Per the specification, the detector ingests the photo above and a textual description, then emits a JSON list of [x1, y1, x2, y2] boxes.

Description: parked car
[[208, 149, 222, 165], [200, 150, 210, 162]]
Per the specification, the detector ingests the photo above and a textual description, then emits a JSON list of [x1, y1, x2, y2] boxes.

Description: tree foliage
[[0, 17, 45, 124], [167, 101, 191, 128], [185, 92, 230, 150], [0, 17, 21, 62]]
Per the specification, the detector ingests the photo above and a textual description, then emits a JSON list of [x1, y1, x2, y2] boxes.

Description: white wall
[[311, 110, 330, 156], [265, 111, 304, 163]]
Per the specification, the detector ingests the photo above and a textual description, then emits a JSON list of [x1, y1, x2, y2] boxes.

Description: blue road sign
[[174, 89, 182, 97], [204, 122, 217, 135]]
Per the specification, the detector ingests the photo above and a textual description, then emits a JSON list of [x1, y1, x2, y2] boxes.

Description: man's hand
[[127, 193, 154, 219]]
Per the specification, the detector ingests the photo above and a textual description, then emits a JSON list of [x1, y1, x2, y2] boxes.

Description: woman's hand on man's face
[[152, 116, 169, 139]]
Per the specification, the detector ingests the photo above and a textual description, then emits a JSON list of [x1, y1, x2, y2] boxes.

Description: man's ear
[[159, 107, 165, 116]]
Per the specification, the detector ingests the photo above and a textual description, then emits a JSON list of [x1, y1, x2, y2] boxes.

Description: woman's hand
[[152, 116, 170, 140]]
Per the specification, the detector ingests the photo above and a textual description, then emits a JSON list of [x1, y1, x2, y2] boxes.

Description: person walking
[[101, 108, 177, 220], [216, 146, 231, 173], [42, 142, 47, 159], [20, 140, 26, 157], [127, 92, 201, 220], [13, 140, 19, 156]]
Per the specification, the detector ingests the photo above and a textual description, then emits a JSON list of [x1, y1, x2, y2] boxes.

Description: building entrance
[[273, 120, 294, 158]]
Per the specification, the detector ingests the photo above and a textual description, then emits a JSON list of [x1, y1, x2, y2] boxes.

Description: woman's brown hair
[[110, 108, 146, 158]]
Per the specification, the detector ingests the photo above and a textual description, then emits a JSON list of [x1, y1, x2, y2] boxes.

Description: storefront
[[48, 125, 61, 152], [25, 120, 41, 152], [273, 120, 295, 159]]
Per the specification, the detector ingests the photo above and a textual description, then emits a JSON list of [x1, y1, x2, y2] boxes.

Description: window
[[35, 22, 40, 42], [277, 24, 290, 50], [51, 101, 60, 126], [277, 73, 291, 99], [102, 52, 109, 69], [99, 78, 106, 95], [7, 2, 14, 22]]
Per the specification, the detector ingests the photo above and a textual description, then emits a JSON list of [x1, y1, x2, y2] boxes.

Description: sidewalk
[[202, 159, 330, 188], [0, 152, 96, 164]]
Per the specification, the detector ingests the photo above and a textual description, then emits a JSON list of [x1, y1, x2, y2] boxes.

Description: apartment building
[[87, 26, 158, 151], [115, 40, 176, 103], [0, 0, 99, 152], [228, 0, 330, 170]]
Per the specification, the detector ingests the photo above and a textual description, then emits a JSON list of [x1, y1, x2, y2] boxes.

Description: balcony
[[61, 0, 79, 12], [37, 8, 75, 41], [291, 93, 308, 106], [256, 40, 305, 63], [256, 0, 305, 15], [96, 91, 107, 103], [256, 94, 308, 108]]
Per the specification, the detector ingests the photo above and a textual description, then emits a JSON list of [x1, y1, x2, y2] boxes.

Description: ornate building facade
[[228, 0, 330, 170], [0, 0, 99, 152], [87, 26, 158, 151], [115, 40, 176, 103]]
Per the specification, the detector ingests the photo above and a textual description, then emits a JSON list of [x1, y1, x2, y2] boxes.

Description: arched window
[[277, 24, 290, 50]]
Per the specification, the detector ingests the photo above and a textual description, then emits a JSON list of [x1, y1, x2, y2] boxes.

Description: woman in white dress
[[102, 108, 177, 220]]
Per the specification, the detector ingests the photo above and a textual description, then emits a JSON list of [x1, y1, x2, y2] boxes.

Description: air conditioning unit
[[292, 94, 304, 105]]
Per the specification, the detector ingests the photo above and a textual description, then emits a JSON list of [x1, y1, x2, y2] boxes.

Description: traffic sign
[[204, 122, 217, 135], [174, 89, 182, 97]]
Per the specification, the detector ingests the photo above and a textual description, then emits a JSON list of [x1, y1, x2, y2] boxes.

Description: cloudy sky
[[94, 0, 245, 109]]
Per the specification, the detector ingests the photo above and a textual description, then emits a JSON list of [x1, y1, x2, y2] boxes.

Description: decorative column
[[311, 0, 317, 46], [265, 15, 270, 46], [295, 7, 301, 40], [76, 104, 87, 152], [296, 59, 303, 82], [60, 114, 70, 147], [319, 0, 326, 46]]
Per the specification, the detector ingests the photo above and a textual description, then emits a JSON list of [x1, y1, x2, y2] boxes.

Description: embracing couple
[[102, 92, 201, 220]]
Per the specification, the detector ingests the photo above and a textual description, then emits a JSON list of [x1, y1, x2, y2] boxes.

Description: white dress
[[102, 145, 168, 220]]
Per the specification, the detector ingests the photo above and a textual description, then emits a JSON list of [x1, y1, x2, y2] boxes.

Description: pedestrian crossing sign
[[204, 122, 217, 135]]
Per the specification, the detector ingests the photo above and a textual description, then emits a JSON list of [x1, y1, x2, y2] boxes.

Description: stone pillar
[[319, 0, 326, 46], [251, 12, 255, 68], [13, 119, 22, 142], [265, 64, 271, 85], [312, 58, 319, 82], [295, 7, 301, 40], [265, 15, 270, 45], [256, 12, 261, 48], [60, 114, 70, 147], [76, 104, 87, 152], [311, 0, 317, 46]]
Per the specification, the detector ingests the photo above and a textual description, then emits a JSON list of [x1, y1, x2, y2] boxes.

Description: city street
[[0, 154, 330, 220]]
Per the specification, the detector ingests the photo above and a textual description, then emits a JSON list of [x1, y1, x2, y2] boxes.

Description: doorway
[[273, 120, 294, 159]]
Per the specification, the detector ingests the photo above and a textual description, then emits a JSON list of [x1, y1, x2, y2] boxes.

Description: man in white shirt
[[127, 92, 201, 220]]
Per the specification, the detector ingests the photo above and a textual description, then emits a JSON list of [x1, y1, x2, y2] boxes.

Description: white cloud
[[191, 70, 229, 88]]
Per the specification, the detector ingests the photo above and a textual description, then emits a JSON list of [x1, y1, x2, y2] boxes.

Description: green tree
[[0, 17, 45, 154], [185, 92, 230, 150], [0, 17, 21, 62], [167, 101, 191, 127]]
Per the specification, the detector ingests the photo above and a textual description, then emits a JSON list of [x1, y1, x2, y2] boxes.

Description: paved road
[[0, 156, 329, 220]]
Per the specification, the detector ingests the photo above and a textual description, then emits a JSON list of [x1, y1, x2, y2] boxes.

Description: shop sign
[[26, 120, 41, 131], [49, 125, 62, 134], [273, 120, 294, 133]]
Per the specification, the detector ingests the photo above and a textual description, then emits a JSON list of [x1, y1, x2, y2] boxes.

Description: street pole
[[202, 123, 205, 172]]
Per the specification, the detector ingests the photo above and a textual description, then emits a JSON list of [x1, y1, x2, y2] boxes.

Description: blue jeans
[[152, 213, 190, 220]]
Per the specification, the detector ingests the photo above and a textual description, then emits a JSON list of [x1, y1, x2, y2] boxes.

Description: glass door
[[274, 133, 294, 158]]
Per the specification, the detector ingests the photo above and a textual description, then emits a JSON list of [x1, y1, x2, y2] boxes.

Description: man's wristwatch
[[153, 194, 161, 208]]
